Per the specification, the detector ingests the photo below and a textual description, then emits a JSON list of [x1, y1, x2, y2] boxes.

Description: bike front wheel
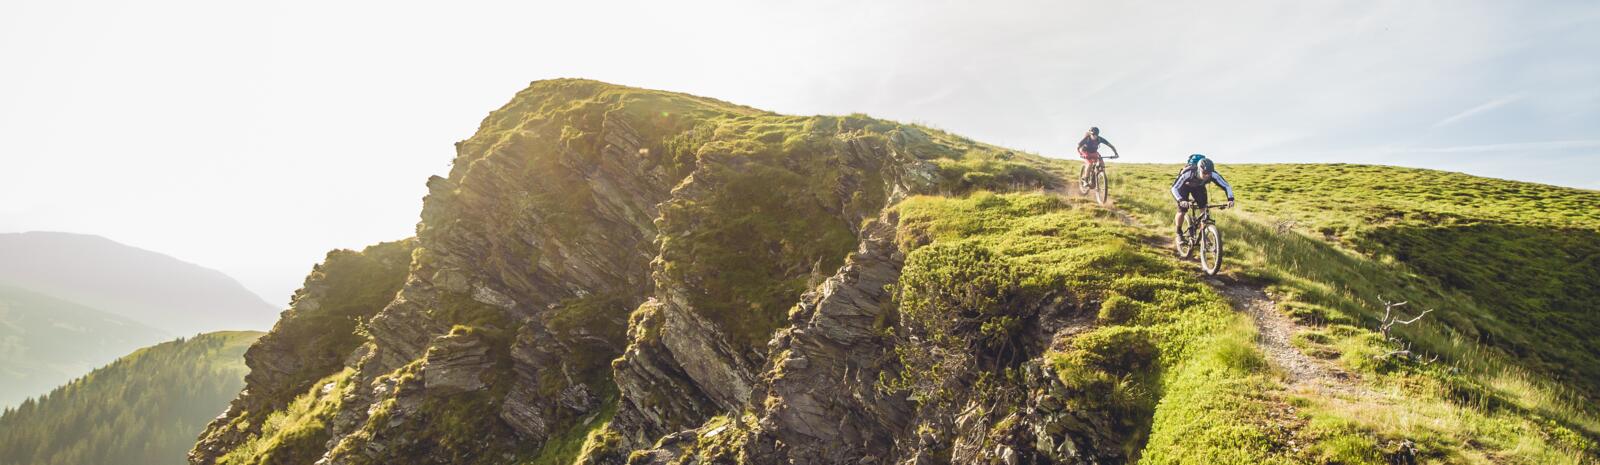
[[1200, 224, 1223, 275], [1094, 169, 1109, 204]]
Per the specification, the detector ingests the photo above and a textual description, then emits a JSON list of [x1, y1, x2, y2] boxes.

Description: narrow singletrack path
[[1206, 277, 1369, 397], [1047, 182, 1368, 397]]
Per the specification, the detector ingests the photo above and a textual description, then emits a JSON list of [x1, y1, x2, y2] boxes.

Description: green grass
[[218, 368, 354, 465], [653, 115, 1054, 353], [526, 396, 620, 465], [1092, 159, 1599, 463], [1119, 163, 1600, 395], [195, 80, 1600, 464], [888, 192, 1293, 462]]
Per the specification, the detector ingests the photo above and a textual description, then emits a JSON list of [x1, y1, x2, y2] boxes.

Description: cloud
[[1432, 93, 1525, 128]]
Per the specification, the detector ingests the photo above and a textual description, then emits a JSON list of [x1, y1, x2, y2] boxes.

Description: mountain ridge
[[189, 79, 1598, 464], [0, 231, 280, 335], [0, 282, 171, 408]]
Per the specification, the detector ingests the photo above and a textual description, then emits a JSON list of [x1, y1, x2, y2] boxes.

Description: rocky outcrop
[[191, 79, 1064, 465], [191, 240, 414, 465], [603, 117, 941, 452], [743, 217, 914, 463]]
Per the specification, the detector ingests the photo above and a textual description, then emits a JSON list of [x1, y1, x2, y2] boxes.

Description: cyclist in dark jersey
[[1077, 127, 1118, 185], [1171, 155, 1235, 242]]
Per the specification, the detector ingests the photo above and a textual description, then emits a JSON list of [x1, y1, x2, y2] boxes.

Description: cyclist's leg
[[1078, 149, 1101, 181], [1175, 188, 1193, 237]]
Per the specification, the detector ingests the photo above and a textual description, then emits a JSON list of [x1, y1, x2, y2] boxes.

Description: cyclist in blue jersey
[[1171, 155, 1235, 243]]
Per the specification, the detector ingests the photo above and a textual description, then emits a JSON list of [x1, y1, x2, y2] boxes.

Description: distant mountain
[[0, 283, 170, 408], [0, 331, 261, 465], [0, 232, 280, 335]]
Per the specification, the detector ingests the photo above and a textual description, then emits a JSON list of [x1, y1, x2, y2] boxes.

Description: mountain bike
[[1175, 203, 1227, 275], [1077, 155, 1118, 204]]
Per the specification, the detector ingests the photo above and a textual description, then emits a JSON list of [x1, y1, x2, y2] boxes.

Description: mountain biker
[[1171, 154, 1235, 242], [1077, 127, 1119, 184]]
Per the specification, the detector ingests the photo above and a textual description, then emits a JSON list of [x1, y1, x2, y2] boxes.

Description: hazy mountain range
[[0, 232, 279, 334], [0, 231, 279, 408]]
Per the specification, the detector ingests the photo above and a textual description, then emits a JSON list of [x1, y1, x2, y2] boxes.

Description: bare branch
[[1394, 308, 1433, 326], [1379, 350, 1413, 359], [1372, 296, 1441, 365]]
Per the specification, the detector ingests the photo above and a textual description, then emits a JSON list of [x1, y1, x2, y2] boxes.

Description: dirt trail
[[1206, 277, 1368, 396], [1048, 183, 1365, 396]]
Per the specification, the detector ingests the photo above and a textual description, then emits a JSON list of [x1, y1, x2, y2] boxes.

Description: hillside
[[0, 232, 280, 335], [189, 80, 1597, 465], [1116, 163, 1600, 397], [0, 331, 261, 465], [0, 283, 170, 408], [1103, 162, 1600, 463]]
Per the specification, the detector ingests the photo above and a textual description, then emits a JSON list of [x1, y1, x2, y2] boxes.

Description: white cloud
[[1432, 93, 1525, 128]]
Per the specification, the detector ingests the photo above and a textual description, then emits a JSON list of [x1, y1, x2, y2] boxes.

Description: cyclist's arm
[[1211, 171, 1236, 201], [1171, 171, 1190, 202], [1101, 138, 1118, 156]]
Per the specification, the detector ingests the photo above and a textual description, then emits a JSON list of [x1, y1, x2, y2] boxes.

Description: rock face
[[744, 216, 915, 463], [190, 79, 1072, 465]]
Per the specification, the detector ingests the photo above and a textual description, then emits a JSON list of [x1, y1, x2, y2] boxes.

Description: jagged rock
[[742, 217, 914, 464], [191, 241, 414, 465], [610, 299, 724, 445], [422, 331, 491, 393], [499, 381, 551, 441]]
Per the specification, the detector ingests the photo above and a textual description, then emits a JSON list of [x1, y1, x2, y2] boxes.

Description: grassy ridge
[[1117, 162, 1600, 396], [1097, 160, 1598, 463], [890, 192, 1294, 462]]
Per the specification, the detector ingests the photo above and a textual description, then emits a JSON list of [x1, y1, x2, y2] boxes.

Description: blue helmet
[[1187, 154, 1206, 166]]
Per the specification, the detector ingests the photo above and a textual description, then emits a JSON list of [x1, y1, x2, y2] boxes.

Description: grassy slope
[[0, 331, 261, 465], [1094, 160, 1598, 463], [892, 192, 1294, 463], [1148, 163, 1599, 391]]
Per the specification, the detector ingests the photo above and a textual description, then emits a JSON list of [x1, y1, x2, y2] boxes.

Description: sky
[[1, 0, 1597, 308]]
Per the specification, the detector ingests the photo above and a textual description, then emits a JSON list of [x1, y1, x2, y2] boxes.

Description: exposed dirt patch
[[1206, 275, 1371, 398]]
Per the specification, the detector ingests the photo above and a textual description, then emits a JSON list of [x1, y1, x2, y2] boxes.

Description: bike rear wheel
[[1200, 224, 1223, 275], [1094, 169, 1109, 204]]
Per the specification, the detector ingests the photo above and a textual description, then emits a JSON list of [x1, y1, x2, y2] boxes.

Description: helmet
[[1089, 127, 1100, 135], [1198, 158, 1215, 173], [1187, 154, 1206, 165]]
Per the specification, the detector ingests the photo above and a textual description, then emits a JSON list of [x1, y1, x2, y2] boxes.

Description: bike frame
[[1182, 205, 1226, 239], [1177, 203, 1227, 274], [1080, 155, 1119, 203]]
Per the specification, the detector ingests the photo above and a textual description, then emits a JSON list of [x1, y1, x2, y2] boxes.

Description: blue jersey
[[1171, 166, 1235, 202]]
